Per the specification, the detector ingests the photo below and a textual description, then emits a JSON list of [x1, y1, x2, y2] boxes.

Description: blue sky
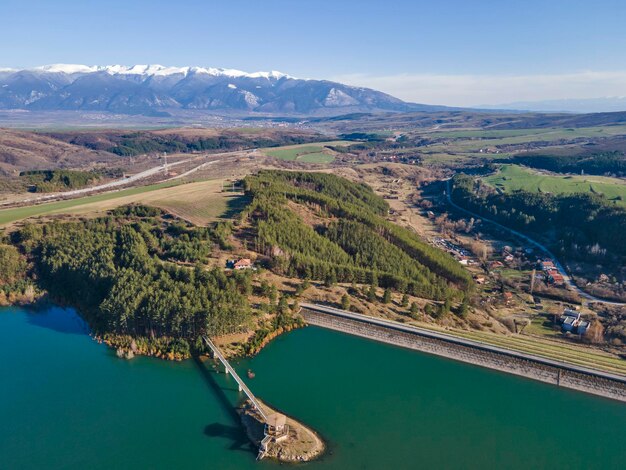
[[3, 0, 626, 105]]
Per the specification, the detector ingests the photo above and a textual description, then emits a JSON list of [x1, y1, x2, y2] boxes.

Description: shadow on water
[[25, 305, 89, 335], [192, 356, 254, 454]]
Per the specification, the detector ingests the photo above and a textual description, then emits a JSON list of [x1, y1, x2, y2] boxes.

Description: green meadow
[[483, 164, 626, 205], [262, 141, 352, 163]]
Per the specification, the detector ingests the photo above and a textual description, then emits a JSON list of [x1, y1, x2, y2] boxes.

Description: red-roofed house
[[233, 258, 253, 270]]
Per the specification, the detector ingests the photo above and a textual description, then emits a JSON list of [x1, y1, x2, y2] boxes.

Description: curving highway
[[445, 179, 625, 306]]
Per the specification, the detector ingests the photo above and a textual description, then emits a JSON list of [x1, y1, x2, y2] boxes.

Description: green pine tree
[[341, 294, 350, 311], [383, 288, 392, 304]]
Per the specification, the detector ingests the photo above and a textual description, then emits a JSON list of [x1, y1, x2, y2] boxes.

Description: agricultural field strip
[[415, 126, 626, 157], [53, 180, 236, 224], [0, 158, 193, 208], [0, 180, 183, 226], [430, 322, 619, 362], [296, 152, 335, 163], [458, 340, 625, 374], [427, 125, 626, 140], [446, 329, 625, 373], [456, 329, 619, 363], [262, 140, 352, 161], [483, 164, 626, 204]]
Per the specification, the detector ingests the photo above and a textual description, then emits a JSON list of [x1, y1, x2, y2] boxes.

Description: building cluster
[[539, 260, 564, 286], [558, 309, 590, 335], [433, 237, 475, 265]]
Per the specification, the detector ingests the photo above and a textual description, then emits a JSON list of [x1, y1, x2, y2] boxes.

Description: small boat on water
[[247, 369, 255, 379]]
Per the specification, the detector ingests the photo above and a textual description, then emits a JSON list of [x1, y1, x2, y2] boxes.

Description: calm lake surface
[[1, 305, 625, 470]]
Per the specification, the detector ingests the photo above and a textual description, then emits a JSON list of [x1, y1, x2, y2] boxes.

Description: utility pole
[[530, 268, 536, 294], [163, 152, 168, 176]]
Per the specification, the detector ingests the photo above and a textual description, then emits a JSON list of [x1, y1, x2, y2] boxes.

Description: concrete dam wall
[[300, 304, 626, 403]]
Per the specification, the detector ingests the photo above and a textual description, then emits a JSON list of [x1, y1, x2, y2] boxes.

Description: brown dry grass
[[0, 129, 116, 175], [39, 179, 246, 226]]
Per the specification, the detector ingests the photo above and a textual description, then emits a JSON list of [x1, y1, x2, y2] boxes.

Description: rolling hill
[[0, 129, 117, 175]]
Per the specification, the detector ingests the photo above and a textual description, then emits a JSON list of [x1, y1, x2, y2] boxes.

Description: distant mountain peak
[[27, 64, 294, 80], [0, 64, 442, 116]]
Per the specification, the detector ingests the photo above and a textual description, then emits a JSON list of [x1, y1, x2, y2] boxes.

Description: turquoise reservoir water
[[1, 305, 625, 469]]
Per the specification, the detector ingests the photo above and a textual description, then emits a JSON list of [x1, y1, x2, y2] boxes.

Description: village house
[[227, 258, 253, 270], [558, 309, 589, 334], [538, 259, 565, 286], [560, 309, 580, 323], [548, 272, 564, 286], [577, 321, 590, 335]]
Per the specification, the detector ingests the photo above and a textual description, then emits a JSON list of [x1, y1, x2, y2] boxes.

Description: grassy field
[[262, 141, 351, 163], [484, 164, 626, 205], [424, 323, 626, 374], [429, 125, 626, 140], [0, 180, 247, 227], [296, 152, 335, 163], [414, 125, 626, 164]]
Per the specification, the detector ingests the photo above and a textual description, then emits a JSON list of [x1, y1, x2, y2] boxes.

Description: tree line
[[20, 169, 100, 193], [105, 132, 324, 156]]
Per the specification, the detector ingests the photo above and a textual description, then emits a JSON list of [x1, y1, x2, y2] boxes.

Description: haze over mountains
[[479, 97, 626, 114], [0, 64, 446, 116]]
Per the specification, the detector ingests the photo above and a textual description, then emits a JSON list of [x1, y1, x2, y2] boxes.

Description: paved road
[[0, 158, 193, 207], [1, 149, 248, 208], [166, 159, 217, 180], [445, 179, 625, 306], [301, 302, 626, 382]]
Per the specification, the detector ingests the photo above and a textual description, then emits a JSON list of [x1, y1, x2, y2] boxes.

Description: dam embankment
[[300, 303, 626, 402]]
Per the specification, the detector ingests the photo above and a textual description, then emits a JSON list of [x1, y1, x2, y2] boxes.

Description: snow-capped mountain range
[[13, 64, 293, 79], [0, 64, 429, 116]]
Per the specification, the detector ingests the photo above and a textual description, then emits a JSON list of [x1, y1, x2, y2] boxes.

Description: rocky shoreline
[[239, 399, 325, 463]]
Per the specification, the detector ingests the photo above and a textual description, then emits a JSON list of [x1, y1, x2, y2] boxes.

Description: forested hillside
[[47, 129, 326, 157], [451, 174, 626, 270], [13, 210, 251, 357], [0, 240, 35, 305], [19, 169, 101, 193], [1, 172, 472, 358], [243, 171, 472, 300]]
